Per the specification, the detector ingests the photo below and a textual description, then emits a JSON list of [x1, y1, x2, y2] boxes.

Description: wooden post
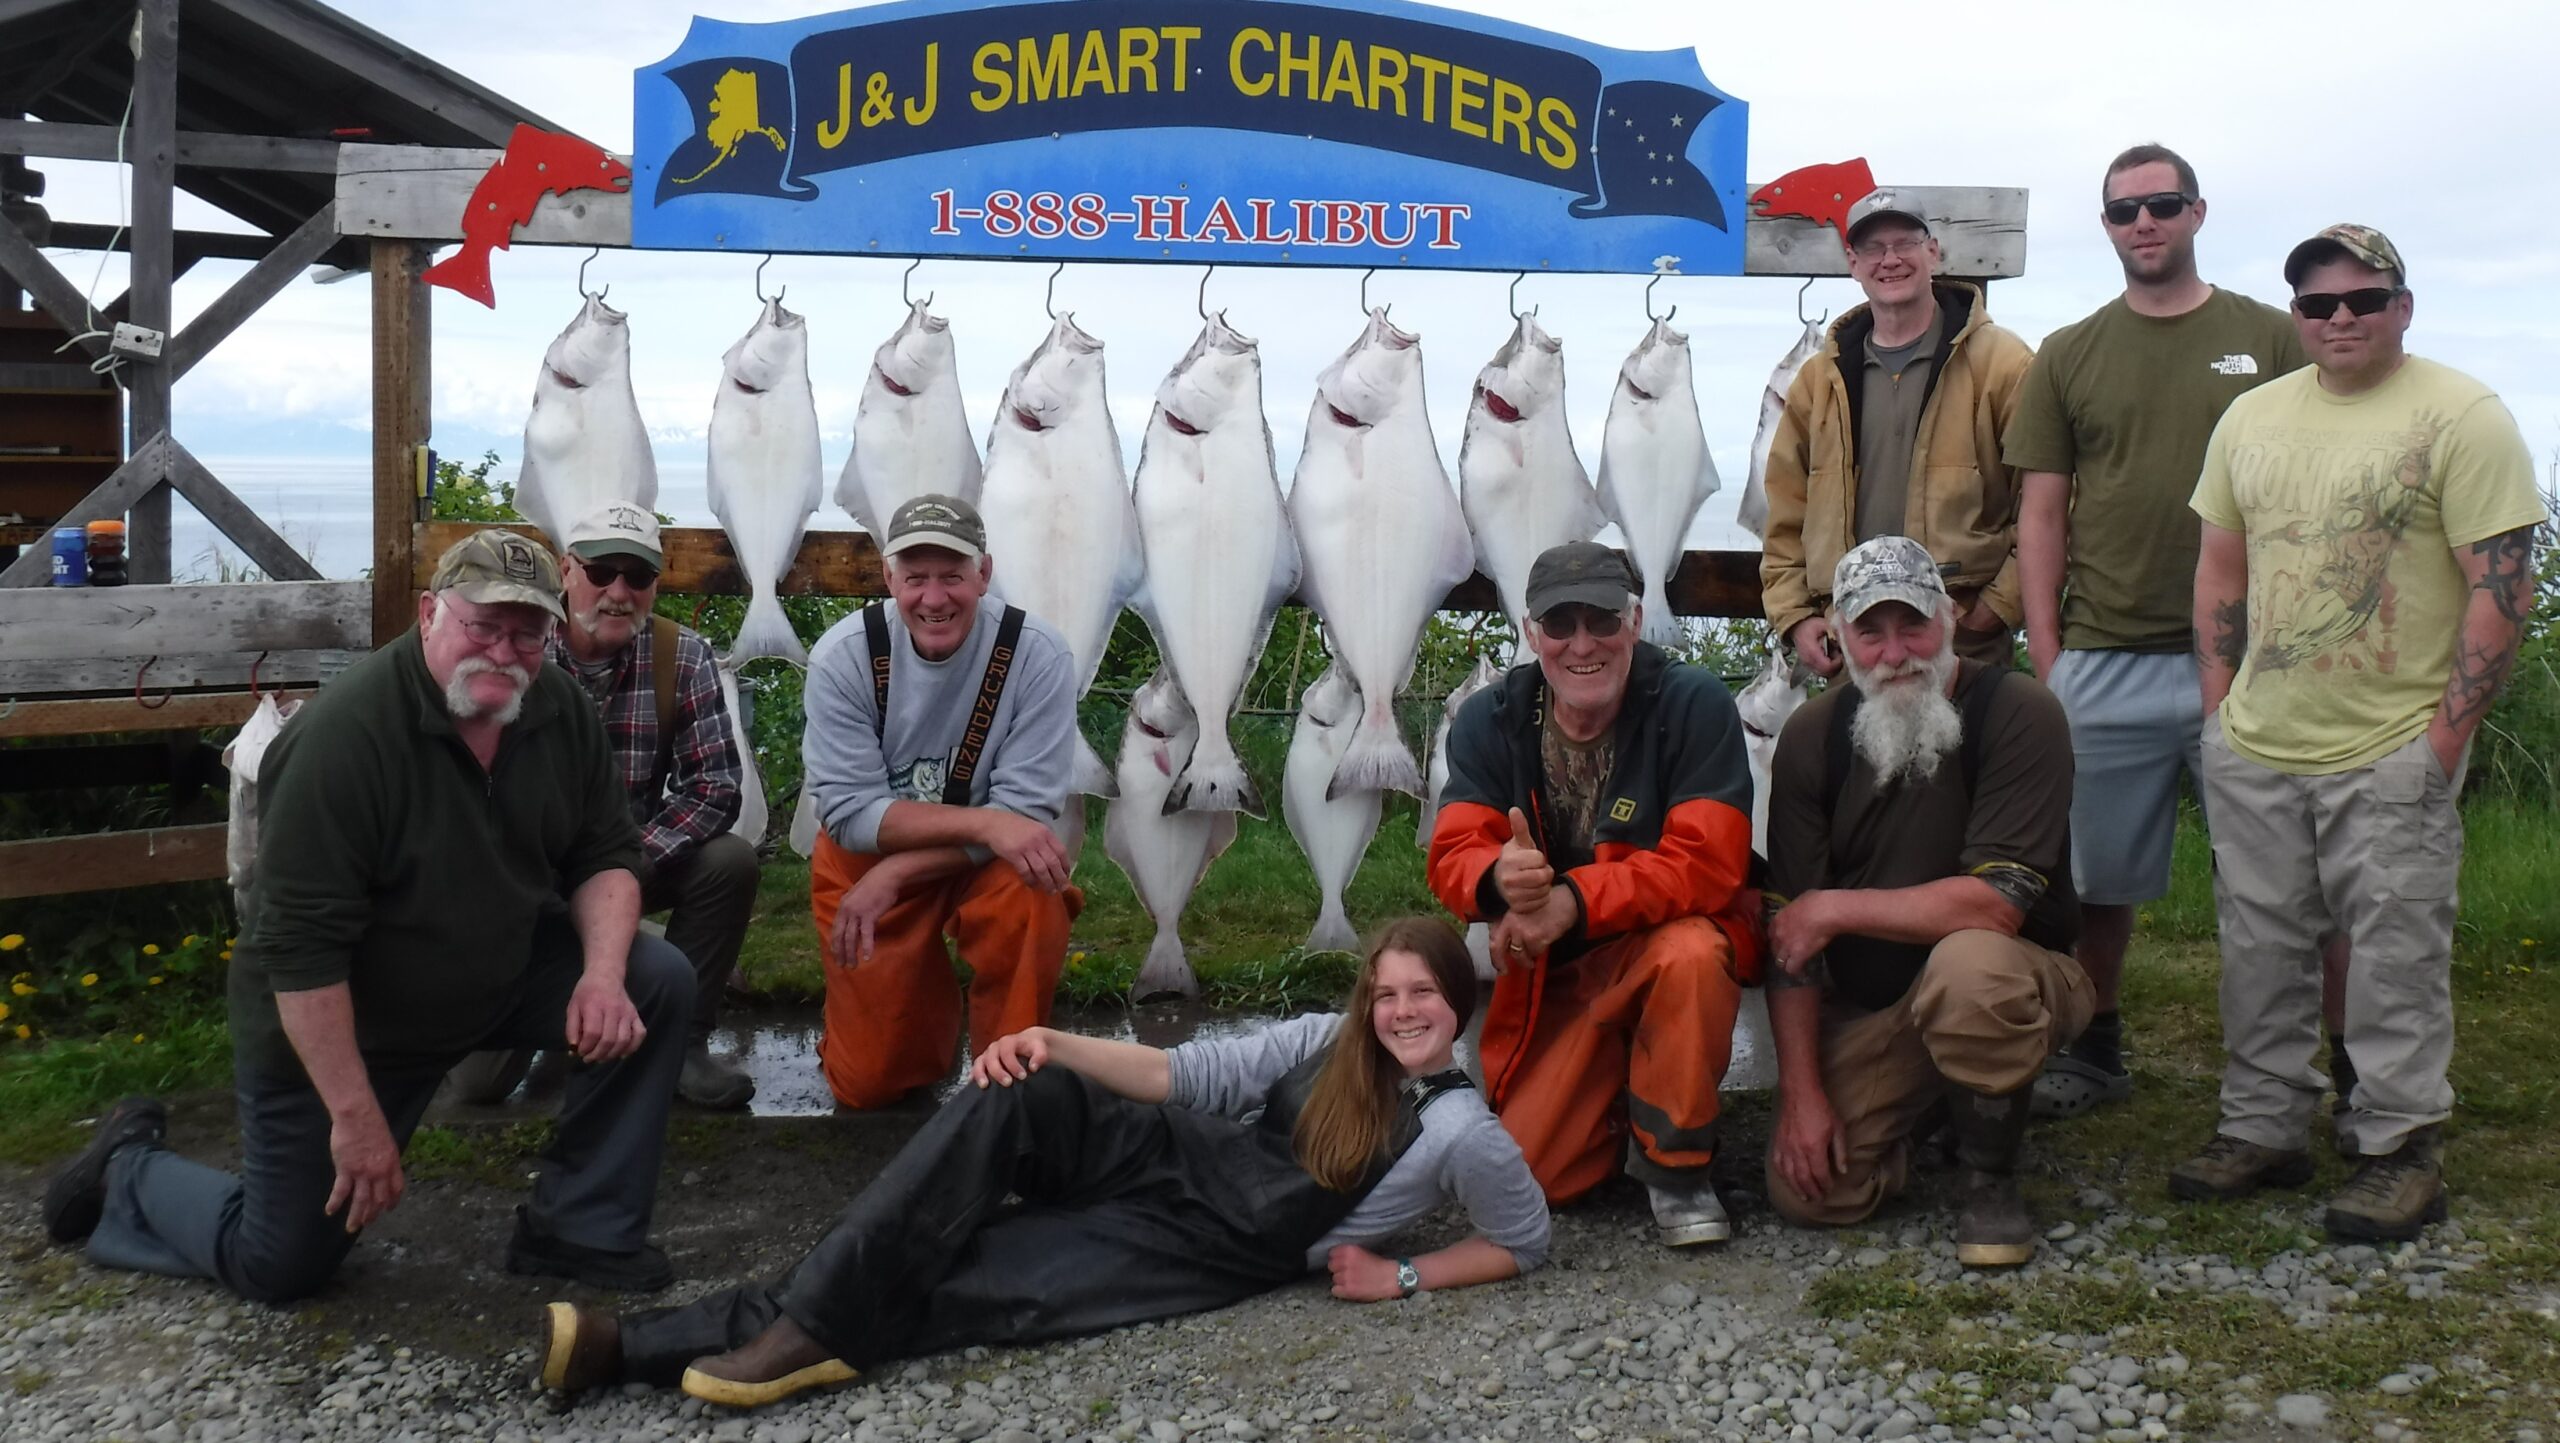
[[125, 0, 179, 585], [371, 239, 431, 644]]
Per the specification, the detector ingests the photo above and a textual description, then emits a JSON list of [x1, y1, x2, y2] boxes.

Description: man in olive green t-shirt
[[2001, 143, 2307, 1119], [2176, 224, 2543, 1241]]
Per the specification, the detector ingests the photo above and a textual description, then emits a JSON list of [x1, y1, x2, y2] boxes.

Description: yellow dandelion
[[80, 973, 99, 988], [2524, 938, 2540, 948], [0, 934, 22, 951], [0, 1002, 10, 1023], [226, 937, 239, 948], [148, 976, 164, 986], [132, 1033, 146, 1044], [183, 934, 200, 947], [10, 982, 31, 996], [142, 944, 161, 957], [12, 1025, 28, 1041], [220, 951, 232, 962]]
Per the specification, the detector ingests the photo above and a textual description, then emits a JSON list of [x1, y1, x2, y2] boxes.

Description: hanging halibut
[[1596, 317, 1720, 646], [1107, 671, 1239, 1000], [1734, 640, 1810, 855], [1282, 664, 1382, 955], [707, 298, 822, 666], [1415, 650, 1505, 849], [1739, 318, 1826, 540], [717, 661, 770, 846], [1131, 313, 1297, 816], [1458, 314, 1604, 640], [979, 314, 1143, 799], [515, 293, 658, 550], [837, 300, 981, 550], [1287, 308, 1475, 800]]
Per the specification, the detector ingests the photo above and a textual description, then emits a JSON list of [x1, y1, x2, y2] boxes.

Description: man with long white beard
[[43, 530, 695, 1301], [1759, 536, 2090, 1266]]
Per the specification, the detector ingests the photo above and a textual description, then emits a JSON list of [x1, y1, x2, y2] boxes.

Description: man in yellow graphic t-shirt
[[2176, 224, 2544, 1242]]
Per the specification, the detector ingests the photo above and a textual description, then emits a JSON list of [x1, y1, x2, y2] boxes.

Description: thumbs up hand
[[1494, 806, 1553, 914]]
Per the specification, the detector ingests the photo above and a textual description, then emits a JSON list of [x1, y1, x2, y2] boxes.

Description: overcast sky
[[28, 0, 2559, 561]]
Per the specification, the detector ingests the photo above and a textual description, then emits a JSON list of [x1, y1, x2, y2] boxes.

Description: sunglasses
[[2101, 191, 2194, 226], [579, 559, 660, 589], [1534, 606, 1627, 642], [2292, 287, 2404, 321]]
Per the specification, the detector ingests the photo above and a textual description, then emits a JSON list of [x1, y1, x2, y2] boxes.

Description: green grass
[[0, 1016, 233, 1166]]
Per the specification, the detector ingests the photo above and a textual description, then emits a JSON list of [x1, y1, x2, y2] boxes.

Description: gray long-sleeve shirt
[[803, 600, 1078, 857], [1166, 1012, 1553, 1272]]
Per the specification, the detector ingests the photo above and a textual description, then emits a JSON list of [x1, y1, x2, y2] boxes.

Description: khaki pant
[[2200, 720, 2462, 1157], [1767, 930, 2091, 1227]]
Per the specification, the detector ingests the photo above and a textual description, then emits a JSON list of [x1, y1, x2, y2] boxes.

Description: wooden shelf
[[0, 454, 122, 464]]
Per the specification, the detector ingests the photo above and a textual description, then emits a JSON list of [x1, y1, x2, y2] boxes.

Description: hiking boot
[[535, 1302, 624, 1394], [2030, 1043, 2132, 1120], [2167, 1134, 2315, 1202], [1949, 1086, 2035, 1268], [1646, 1176, 1731, 1247], [2326, 1127, 2447, 1243], [678, 1043, 755, 1111], [2327, 1040, 2360, 1159], [681, 1314, 858, 1408], [42, 1097, 168, 1244], [505, 1208, 675, 1293]]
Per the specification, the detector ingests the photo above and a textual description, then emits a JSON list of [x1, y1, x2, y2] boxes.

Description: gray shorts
[[2046, 649, 2202, 906]]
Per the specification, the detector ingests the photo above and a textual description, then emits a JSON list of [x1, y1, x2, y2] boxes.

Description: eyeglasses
[[453, 616, 554, 655], [1534, 606, 1627, 642], [578, 558, 660, 590], [1854, 236, 1930, 260], [2292, 287, 2404, 320], [2101, 191, 2194, 226]]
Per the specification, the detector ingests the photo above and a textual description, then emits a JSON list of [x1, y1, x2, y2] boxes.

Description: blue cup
[[50, 526, 88, 585]]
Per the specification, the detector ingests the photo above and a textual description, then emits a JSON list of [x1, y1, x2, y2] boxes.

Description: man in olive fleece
[[40, 531, 694, 1301]]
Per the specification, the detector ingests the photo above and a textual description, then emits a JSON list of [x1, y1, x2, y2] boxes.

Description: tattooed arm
[[2430, 524, 2538, 778], [2193, 522, 2251, 716]]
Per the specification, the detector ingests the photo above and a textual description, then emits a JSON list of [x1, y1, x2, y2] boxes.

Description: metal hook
[[1359, 267, 1377, 315], [1045, 260, 1065, 320], [134, 655, 171, 711], [576, 246, 605, 302], [1197, 263, 1215, 319], [755, 253, 783, 306], [1644, 273, 1676, 324], [247, 651, 267, 701], [1796, 276, 1825, 327], [1509, 272, 1536, 321], [902, 257, 932, 308]]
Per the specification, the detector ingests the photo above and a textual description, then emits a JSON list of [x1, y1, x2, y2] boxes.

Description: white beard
[[445, 656, 532, 725], [1846, 645, 1962, 787]]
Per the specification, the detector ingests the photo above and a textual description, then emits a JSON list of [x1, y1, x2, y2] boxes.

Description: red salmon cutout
[[423, 125, 632, 308], [1749, 159, 1878, 247]]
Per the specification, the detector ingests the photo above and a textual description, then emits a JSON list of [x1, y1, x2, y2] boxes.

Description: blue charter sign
[[632, 0, 1749, 275]]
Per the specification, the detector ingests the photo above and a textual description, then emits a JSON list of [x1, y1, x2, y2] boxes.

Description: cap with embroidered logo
[[429, 528, 566, 622], [565, 501, 663, 567], [1844, 188, 1933, 248], [2283, 223, 2407, 289], [1832, 535, 1949, 623], [883, 493, 986, 561]]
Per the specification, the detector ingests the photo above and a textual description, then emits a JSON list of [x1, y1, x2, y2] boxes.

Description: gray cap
[[429, 528, 566, 622], [565, 500, 662, 567], [883, 493, 986, 561], [1844, 187, 1932, 247], [1525, 541, 1637, 618], [1832, 535, 1947, 623]]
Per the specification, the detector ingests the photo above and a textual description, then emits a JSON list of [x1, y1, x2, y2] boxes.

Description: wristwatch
[[1395, 1258, 1421, 1298]]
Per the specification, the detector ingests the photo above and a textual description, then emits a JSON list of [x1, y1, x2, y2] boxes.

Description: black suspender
[[1822, 663, 2008, 822], [861, 601, 1028, 807]]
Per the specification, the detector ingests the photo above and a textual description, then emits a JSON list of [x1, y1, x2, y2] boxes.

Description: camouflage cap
[[1832, 535, 1948, 623], [429, 528, 566, 622], [1525, 541, 1638, 619], [2283, 223, 2407, 288], [883, 493, 986, 561]]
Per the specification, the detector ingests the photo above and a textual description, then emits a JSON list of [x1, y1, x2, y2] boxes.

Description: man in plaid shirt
[[451, 502, 760, 1109]]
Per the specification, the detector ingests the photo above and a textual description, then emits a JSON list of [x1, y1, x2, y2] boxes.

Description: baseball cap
[[2283, 223, 2407, 289], [1844, 188, 1932, 248], [1832, 536, 1948, 623], [565, 501, 662, 567], [883, 493, 986, 561], [430, 528, 566, 622], [1524, 541, 1638, 619]]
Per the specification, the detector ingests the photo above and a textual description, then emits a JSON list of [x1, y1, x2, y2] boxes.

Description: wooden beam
[[0, 824, 229, 900], [0, 361, 111, 389], [412, 522, 1771, 620], [371, 240, 431, 643], [1744, 186, 2030, 280], [0, 649, 362, 696], [124, 0, 179, 586], [0, 118, 341, 172], [0, 210, 112, 359], [0, 436, 170, 588], [165, 201, 340, 380], [45, 222, 282, 265], [0, 579, 371, 661], [163, 441, 323, 580], [204, 0, 573, 143], [0, 687, 315, 740]]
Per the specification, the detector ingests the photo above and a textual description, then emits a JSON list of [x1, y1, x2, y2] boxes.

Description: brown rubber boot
[[535, 1302, 622, 1395], [681, 1314, 858, 1409], [2326, 1125, 2447, 1243], [1948, 1086, 2035, 1268], [2168, 1133, 2316, 1202]]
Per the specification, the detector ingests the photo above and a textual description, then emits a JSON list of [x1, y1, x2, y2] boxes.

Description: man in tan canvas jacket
[[1762, 190, 2036, 679]]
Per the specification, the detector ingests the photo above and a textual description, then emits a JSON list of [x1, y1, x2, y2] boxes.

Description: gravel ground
[[6, 1096, 2553, 1443]]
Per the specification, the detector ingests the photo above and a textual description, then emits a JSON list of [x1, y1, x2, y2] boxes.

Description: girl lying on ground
[[535, 915, 1552, 1408]]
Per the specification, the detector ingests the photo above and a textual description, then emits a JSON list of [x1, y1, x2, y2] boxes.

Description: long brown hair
[[1293, 917, 1480, 1192]]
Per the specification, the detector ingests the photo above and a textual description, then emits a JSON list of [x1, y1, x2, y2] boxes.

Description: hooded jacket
[[1759, 280, 2035, 642]]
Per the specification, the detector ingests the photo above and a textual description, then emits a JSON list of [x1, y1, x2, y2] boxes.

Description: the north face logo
[[2208, 354, 2260, 376]]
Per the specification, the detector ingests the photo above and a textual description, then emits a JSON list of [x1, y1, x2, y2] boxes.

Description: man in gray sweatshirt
[[800, 495, 1082, 1108]]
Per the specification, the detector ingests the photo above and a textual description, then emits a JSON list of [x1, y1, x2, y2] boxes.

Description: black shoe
[[1948, 1087, 2037, 1267], [42, 1097, 169, 1245], [506, 1209, 674, 1293]]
